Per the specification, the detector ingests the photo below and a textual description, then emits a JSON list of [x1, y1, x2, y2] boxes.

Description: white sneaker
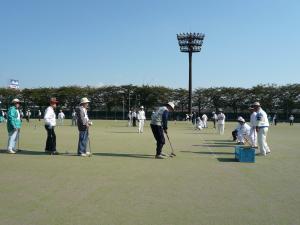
[[155, 155, 166, 159], [7, 149, 16, 154], [80, 153, 88, 157], [86, 152, 92, 156], [160, 152, 169, 157]]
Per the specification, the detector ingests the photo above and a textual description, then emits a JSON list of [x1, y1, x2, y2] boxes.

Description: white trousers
[[138, 120, 145, 133], [249, 127, 257, 147], [218, 124, 225, 135], [203, 120, 207, 128], [258, 127, 270, 155], [8, 129, 20, 151]]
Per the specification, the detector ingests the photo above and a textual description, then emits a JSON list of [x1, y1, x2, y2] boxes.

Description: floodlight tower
[[177, 32, 205, 115]]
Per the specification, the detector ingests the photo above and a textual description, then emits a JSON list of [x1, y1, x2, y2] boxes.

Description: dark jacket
[[76, 106, 88, 131]]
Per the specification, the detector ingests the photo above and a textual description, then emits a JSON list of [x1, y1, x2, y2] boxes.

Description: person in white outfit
[[58, 110, 65, 125], [249, 106, 258, 147], [128, 111, 132, 127], [217, 109, 226, 135], [253, 102, 271, 156], [201, 114, 208, 128], [289, 115, 295, 126], [234, 117, 251, 144], [137, 106, 146, 133], [195, 117, 204, 130]]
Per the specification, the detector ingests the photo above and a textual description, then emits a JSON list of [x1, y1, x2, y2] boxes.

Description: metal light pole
[[177, 32, 205, 115]]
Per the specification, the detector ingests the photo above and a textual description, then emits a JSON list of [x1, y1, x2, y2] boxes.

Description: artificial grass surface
[[0, 120, 299, 225]]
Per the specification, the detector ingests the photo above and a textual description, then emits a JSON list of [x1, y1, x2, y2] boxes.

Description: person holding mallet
[[150, 102, 175, 159], [7, 98, 22, 154], [76, 97, 93, 157], [44, 97, 59, 155]]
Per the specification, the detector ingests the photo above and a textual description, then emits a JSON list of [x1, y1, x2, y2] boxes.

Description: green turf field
[[0, 120, 299, 225]]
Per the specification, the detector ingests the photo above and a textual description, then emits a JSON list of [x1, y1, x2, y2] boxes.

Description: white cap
[[167, 102, 175, 110], [252, 102, 261, 107], [237, 116, 245, 122], [80, 97, 90, 105], [12, 98, 21, 104], [140, 106, 144, 109]]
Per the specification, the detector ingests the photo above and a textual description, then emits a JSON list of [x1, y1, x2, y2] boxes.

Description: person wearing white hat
[[253, 102, 271, 156], [217, 109, 226, 135], [76, 97, 92, 157], [6, 99, 22, 154], [249, 106, 258, 148], [137, 106, 146, 133], [235, 116, 251, 144], [150, 102, 175, 159], [44, 97, 59, 155]]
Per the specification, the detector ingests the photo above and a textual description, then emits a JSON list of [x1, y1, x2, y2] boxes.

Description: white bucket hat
[[140, 106, 144, 109], [167, 102, 175, 110], [80, 97, 90, 105], [237, 116, 245, 123], [12, 98, 21, 104]]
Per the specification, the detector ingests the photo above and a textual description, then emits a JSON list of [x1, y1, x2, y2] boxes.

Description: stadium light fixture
[[177, 32, 205, 114]]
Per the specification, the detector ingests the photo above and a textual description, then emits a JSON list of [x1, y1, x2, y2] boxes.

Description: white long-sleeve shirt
[[44, 106, 56, 126], [256, 108, 269, 128], [217, 113, 226, 125], [137, 110, 146, 120]]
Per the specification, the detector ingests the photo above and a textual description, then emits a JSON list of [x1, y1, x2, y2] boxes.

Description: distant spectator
[[289, 115, 295, 126]]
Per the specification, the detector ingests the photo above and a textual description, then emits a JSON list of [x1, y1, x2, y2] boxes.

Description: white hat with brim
[[237, 116, 245, 123], [140, 106, 144, 109], [252, 102, 261, 107], [12, 98, 21, 104], [80, 97, 90, 105], [167, 102, 175, 110]]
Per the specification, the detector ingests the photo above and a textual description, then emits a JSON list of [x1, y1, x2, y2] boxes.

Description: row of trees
[[0, 84, 299, 118]]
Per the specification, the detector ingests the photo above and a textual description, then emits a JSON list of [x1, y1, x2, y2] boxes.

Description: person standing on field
[[58, 110, 65, 125], [38, 109, 42, 121], [212, 112, 218, 129], [7, 99, 22, 154], [76, 97, 92, 157], [26, 109, 31, 122], [44, 98, 59, 155], [132, 110, 137, 127], [217, 109, 226, 135], [249, 106, 258, 148], [150, 102, 175, 159], [253, 102, 271, 156], [128, 111, 132, 127], [137, 106, 146, 133], [202, 113, 208, 128], [289, 115, 295, 126], [71, 109, 77, 126]]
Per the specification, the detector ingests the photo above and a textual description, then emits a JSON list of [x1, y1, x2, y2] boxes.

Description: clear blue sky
[[0, 0, 299, 88]]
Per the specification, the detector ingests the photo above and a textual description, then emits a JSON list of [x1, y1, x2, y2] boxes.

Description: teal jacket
[[7, 106, 22, 133]]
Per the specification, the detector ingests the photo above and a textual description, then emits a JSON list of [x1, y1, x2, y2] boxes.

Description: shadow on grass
[[217, 158, 237, 162], [93, 152, 154, 159], [108, 131, 139, 134], [205, 139, 234, 143], [181, 150, 234, 155], [0, 149, 48, 156], [192, 144, 235, 148]]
